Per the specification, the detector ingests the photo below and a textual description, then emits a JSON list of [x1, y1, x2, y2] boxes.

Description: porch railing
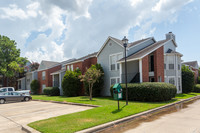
[[121, 72, 140, 83]]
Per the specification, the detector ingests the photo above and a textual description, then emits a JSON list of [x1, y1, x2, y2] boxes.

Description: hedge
[[193, 84, 200, 93], [110, 82, 177, 102], [62, 70, 81, 97], [43, 87, 60, 96], [30, 80, 40, 94], [182, 65, 195, 93]]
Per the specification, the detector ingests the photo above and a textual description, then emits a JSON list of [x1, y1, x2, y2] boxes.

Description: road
[[103, 99, 200, 133], [0, 101, 93, 133]]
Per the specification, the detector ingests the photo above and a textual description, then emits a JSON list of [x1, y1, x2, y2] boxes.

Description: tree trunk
[[89, 83, 93, 100]]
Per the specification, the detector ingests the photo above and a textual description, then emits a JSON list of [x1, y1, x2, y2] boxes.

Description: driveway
[[0, 101, 93, 133]]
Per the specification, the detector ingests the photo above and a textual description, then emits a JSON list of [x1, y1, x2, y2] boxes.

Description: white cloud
[[0, 0, 194, 63]]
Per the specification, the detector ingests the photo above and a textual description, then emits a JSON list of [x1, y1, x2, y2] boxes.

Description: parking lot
[[0, 101, 93, 133]]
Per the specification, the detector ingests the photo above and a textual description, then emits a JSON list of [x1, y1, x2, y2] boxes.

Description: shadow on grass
[[112, 105, 127, 114]]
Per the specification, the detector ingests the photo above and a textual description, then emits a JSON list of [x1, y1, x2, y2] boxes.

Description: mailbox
[[113, 83, 123, 100]]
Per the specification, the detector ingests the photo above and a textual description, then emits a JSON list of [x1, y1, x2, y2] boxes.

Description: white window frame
[[168, 76, 175, 86], [42, 71, 46, 80], [110, 77, 120, 86], [42, 84, 46, 92], [71, 65, 73, 71], [67, 65, 70, 71], [109, 52, 123, 71], [164, 76, 168, 83]]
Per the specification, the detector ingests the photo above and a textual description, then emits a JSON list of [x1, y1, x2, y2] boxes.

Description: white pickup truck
[[0, 87, 31, 95]]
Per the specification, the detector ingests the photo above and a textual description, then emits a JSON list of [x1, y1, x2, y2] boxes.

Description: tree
[[0, 35, 27, 86], [84, 63, 104, 97], [62, 70, 81, 97], [30, 80, 40, 94], [30, 61, 40, 71], [79, 67, 103, 100], [182, 65, 195, 93]]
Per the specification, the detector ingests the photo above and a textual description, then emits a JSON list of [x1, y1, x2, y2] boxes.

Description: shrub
[[62, 70, 81, 97], [198, 77, 200, 84], [182, 65, 195, 93], [43, 87, 60, 96], [110, 82, 177, 102], [84, 63, 104, 97], [193, 84, 200, 93], [30, 80, 39, 94]]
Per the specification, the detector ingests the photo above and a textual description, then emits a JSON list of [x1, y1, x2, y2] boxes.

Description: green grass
[[29, 93, 199, 133], [175, 92, 200, 99]]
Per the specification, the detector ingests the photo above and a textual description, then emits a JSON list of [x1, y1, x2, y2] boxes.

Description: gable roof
[[182, 61, 199, 69], [166, 49, 183, 57], [64, 52, 97, 65], [97, 36, 152, 57], [118, 39, 169, 62], [38, 60, 60, 71]]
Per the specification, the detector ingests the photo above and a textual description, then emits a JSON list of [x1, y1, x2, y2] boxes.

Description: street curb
[[32, 99, 100, 108], [76, 95, 200, 133]]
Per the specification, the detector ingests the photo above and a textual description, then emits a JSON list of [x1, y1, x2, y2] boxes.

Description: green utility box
[[113, 83, 123, 100]]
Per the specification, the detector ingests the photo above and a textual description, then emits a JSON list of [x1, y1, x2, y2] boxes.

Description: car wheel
[[24, 97, 30, 102], [0, 99, 5, 104]]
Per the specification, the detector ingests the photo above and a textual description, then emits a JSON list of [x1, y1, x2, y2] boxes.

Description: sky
[[0, 0, 199, 65]]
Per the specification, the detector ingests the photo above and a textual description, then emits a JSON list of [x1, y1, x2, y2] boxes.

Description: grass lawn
[[29, 93, 199, 133]]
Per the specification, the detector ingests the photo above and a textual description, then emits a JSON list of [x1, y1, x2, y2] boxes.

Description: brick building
[[97, 32, 182, 96], [37, 61, 61, 94], [51, 52, 97, 95]]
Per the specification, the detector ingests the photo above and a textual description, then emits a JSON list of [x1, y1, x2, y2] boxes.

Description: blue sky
[[0, 0, 199, 65]]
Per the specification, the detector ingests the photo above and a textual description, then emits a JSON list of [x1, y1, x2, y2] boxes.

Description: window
[[67, 65, 70, 71], [168, 56, 174, 70], [110, 77, 120, 85], [169, 64, 174, 69], [110, 53, 123, 71], [0, 88, 6, 92], [164, 64, 166, 69], [164, 77, 168, 83], [76, 67, 79, 70], [71, 65, 73, 71], [178, 64, 180, 70], [158, 76, 162, 82], [169, 77, 175, 85], [8, 88, 13, 91], [42, 84, 46, 92], [42, 71, 46, 80]]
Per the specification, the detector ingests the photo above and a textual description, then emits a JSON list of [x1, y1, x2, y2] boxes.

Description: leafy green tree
[[62, 70, 81, 96], [30, 80, 40, 94], [79, 67, 103, 100], [182, 65, 195, 93], [84, 63, 104, 97], [0, 35, 27, 86]]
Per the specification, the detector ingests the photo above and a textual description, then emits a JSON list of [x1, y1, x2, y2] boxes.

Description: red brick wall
[[38, 65, 61, 94], [82, 57, 97, 74], [192, 68, 199, 83], [73, 62, 83, 73], [154, 46, 164, 82], [142, 55, 149, 82]]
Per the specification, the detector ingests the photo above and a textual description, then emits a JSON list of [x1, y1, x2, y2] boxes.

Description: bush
[[30, 80, 39, 94], [182, 65, 195, 93], [110, 82, 177, 102], [198, 77, 200, 84], [62, 70, 81, 97], [84, 63, 104, 97], [193, 84, 200, 93], [43, 87, 60, 96]]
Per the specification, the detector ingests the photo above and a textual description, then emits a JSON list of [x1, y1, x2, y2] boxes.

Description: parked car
[[0, 92, 32, 104], [0, 87, 31, 95]]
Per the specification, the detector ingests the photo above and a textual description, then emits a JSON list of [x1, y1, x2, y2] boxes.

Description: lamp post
[[122, 36, 128, 105]]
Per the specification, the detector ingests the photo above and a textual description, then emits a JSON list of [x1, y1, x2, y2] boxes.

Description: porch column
[[59, 72, 62, 95], [139, 59, 143, 83], [120, 63, 122, 83]]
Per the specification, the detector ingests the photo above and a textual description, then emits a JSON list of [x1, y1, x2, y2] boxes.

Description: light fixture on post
[[122, 36, 128, 105]]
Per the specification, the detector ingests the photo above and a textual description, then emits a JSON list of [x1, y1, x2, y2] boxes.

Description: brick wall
[[154, 46, 164, 82], [38, 65, 61, 94], [142, 55, 149, 82]]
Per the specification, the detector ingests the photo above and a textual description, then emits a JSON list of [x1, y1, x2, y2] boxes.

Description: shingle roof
[[110, 36, 151, 48], [77, 52, 97, 60], [118, 39, 169, 62], [182, 61, 198, 68], [166, 49, 183, 56], [38, 60, 59, 71]]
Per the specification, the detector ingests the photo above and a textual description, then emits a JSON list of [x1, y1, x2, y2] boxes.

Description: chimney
[[166, 32, 175, 41]]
